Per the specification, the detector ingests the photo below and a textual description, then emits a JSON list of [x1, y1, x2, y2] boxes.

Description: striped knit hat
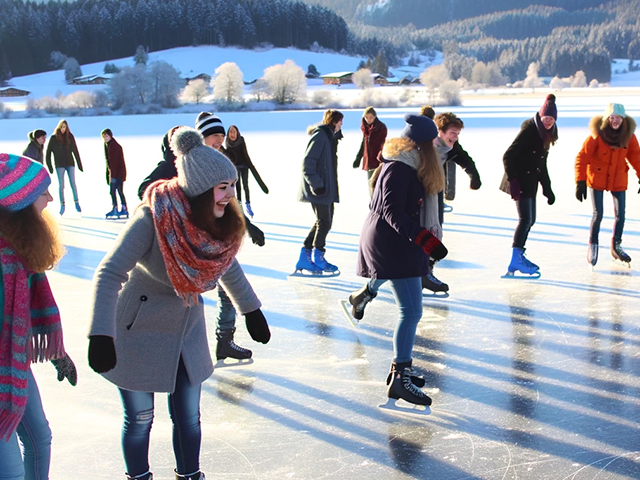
[[195, 112, 225, 138], [0, 153, 51, 211]]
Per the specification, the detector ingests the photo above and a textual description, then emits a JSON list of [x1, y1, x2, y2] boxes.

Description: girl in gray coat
[[295, 109, 343, 274], [88, 128, 268, 480]]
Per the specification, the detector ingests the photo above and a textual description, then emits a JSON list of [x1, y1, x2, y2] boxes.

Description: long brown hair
[[322, 109, 344, 131], [369, 137, 444, 195], [0, 207, 64, 272], [188, 188, 245, 244], [54, 119, 70, 145]]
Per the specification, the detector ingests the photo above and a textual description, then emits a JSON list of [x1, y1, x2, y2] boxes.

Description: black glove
[[545, 190, 555, 205], [353, 158, 361, 169], [245, 309, 271, 344], [414, 229, 448, 261], [313, 186, 326, 196], [246, 218, 265, 246], [51, 354, 77, 386], [469, 173, 481, 190], [576, 180, 587, 202], [637, 179, 640, 194], [88, 335, 117, 373]]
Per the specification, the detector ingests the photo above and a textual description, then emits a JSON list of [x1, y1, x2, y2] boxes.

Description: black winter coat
[[500, 117, 554, 198], [137, 129, 178, 200], [356, 158, 429, 280], [46, 133, 82, 173], [298, 125, 341, 205], [23, 131, 44, 164]]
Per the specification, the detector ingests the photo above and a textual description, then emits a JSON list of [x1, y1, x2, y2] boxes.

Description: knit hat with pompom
[[539, 94, 557, 120], [0, 153, 51, 211], [171, 127, 237, 198]]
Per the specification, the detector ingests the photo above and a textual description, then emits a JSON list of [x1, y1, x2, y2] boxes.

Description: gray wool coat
[[88, 206, 261, 393], [298, 125, 339, 205]]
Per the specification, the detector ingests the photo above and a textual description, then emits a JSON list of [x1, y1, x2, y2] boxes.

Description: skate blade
[[422, 291, 449, 298], [215, 358, 254, 368], [288, 270, 340, 279], [612, 259, 631, 269], [443, 205, 453, 213], [501, 270, 541, 279], [378, 398, 432, 416], [339, 300, 360, 327]]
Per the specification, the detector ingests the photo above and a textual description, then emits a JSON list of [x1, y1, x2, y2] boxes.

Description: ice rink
[[2, 94, 640, 479]]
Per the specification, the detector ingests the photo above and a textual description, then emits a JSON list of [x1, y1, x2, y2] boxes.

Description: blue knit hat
[[0, 154, 51, 211], [604, 103, 626, 119], [400, 114, 438, 144]]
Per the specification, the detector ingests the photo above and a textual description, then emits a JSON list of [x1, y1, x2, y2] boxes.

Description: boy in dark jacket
[[101, 128, 128, 219], [23, 129, 46, 164]]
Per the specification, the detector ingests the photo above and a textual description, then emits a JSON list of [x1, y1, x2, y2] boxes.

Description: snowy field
[[2, 95, 640, 479]]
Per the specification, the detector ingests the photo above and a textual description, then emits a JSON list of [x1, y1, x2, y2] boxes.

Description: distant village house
[[71, 74, 113, 85], [184, 73, 211, 85], [0, 87, 30, 97], [320, 72, 353, 85]]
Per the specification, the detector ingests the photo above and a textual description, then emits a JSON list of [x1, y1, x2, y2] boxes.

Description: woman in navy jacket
[[348, 114, 448, 408]]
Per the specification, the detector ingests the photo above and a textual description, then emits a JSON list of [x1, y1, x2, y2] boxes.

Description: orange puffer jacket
[[575, 115, 640, 192]]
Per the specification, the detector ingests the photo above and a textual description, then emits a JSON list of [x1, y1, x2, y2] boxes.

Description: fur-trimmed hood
[[382, 137, 420, 170], [590, 115, 637, 148]]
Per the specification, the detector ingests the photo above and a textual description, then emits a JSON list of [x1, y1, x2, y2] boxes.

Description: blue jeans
[[513, 196, 536, 249], [56, 166, 79, 204], [0, 369, 52, 480], [368, 277, 423, 363], [216, 286, 236, 331], [590, 188, 625, 244], [118, 358, 202, 478]]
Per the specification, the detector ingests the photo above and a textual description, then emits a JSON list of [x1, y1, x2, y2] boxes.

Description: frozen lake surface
[[2, 96, 640, 479]]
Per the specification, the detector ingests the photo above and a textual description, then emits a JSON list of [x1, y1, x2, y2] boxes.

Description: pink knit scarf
[[144, 179, 242, 306], [0, 236, 64, 440]]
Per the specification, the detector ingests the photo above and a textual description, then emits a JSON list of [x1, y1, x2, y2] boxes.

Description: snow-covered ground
[[1, 96, 640, 479]]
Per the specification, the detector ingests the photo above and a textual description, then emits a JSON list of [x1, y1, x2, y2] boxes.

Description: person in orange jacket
[[575, 103, 640, 266]]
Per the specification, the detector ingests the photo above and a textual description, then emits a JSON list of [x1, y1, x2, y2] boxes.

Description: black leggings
[[303, 202, 334, 252], [236, 167, 250, 203], [110, 178, 127, 208], [512, 196, 536, 249]]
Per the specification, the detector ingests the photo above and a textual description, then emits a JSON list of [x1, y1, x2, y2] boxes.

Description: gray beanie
[[171, 127, 238, 198]]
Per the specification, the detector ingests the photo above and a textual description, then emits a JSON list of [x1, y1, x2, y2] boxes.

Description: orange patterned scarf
[[143, 179, 241, 306]]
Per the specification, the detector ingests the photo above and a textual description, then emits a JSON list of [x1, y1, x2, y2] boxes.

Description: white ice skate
[[378, 397, 432, 417]]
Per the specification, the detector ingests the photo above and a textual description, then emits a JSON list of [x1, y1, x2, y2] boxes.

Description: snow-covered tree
[[307, 64, 319, 78], [109, 64, 153, 108], [182, 79, 208, 104], [420, 64, 449, 103], [352, 68, 373, 90], [104, 63, 120, 74], [589, 79, 599, 88], [523, 62, 542, 89], [134, 45, 148, 66], [439, 80, 461, 106], [63, 57, 82, 84], [64, 91, 95, 109], [311, 90, 332, 107], [149, 61, 183, 108], [50, 51, 68, 69], [572, 70, 588, 88], [263, 60, 307, 104], [250, 79, 269, 103], [549, 76, 565, 91], [213, 62, 244, 103]]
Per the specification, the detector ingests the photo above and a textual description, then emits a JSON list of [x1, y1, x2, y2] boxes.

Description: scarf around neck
[[143, 179, 242, 306], [0, 236, 64, 441], [600, 125, 623, 148]]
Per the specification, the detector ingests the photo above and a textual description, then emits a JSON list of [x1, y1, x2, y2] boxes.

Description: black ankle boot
[[216, 327, 252, 360], [387, 361, 432, 406], [175, 469, 205, 480], [348, 284, 377, 320]]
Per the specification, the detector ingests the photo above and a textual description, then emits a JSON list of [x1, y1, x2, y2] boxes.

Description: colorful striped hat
[[0, 153, 51, 211]]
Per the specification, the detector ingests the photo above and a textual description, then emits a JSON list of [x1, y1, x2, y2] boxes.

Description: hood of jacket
[[27, 130, 41, 144], [590, 114, 637, 148], [382, 137, 420, 170]]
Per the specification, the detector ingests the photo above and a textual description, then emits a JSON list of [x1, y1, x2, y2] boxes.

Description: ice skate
[[126, 472, 153, 480], [587, 243, 598, 271], [215, 328, 253, 368], [379, 363, 431, 416], [245, 202, 254, 218], [421, 273, 449, 297], [290, 247, 337, 277], [344, 284, 378, 326], [443, 203, 453, 213], [74, 201, 81, 213], [174, 469, 205, 480], [105, 207, 119, 220], [611, 239, 631, 267], [385, 361, 426, 388], [59, 203, 65, 216], [118, 205, 129, 219], [313, 249, 340, 275], [502, 247, 541, 279]]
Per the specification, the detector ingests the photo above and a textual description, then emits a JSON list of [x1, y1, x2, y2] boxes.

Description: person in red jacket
[[575, 103, 640, 266], [101, 128, 128, 219], [353, 106, 387, 196]]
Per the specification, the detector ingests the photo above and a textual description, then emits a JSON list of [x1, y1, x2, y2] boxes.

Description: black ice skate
[[385, 361, 426, 388], [587, 243, 598, 270], [379, 362, 432, 416], [421, 273, 449, 296], [347, 284, 377, 322], [215, 328, 253, 367], [611, 239, 631, 267]]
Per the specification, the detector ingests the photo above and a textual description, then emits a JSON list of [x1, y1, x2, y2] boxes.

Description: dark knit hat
[[195, 112, 225, 138], [400, 113, 438, 144], [539, 94, 557, 120], [0, 153, 51, 211], [171, 127, 237, 198]]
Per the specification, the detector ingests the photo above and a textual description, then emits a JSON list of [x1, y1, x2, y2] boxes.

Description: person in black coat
[[500, 94, 558, 276], [295, 109, 344, 274], [22, 129, 46, 164], [45, 119, 83, 215], [224, 125, 268, 218], [348, 114, 448, 408]]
